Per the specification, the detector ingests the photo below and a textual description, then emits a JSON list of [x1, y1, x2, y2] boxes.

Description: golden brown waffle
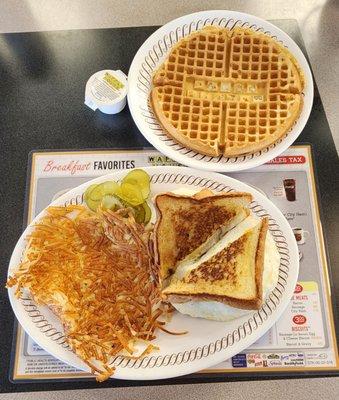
[[151, 26, 304, 157]]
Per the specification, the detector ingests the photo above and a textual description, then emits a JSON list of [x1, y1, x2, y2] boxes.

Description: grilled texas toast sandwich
[[162, 216, 268, 310], [154, 191, 253, 280]]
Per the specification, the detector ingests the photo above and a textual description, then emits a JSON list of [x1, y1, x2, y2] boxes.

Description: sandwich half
[[154, 191, 253, 280], [162, 216, 269, 311]]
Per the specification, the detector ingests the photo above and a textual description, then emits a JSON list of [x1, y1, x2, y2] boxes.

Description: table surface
[[0, 1, 338, 399], [1, 0, 338, 155]]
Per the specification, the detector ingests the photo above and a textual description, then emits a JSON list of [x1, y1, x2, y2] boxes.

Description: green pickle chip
[[117, 182, 144, 206], [86, 197, 100, 212], [84, 184, 98, 201], [122, 169, 150, 199], [133, 202, 151, 224], [89, 181, 119, 201], [83, 170, 152, 223], [101, 195, 123, 211], [84, 184, 100, 211], [133, 204, 146, 224], [142, 202, 151, 224]]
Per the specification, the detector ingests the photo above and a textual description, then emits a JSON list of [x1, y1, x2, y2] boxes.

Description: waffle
[[151, 26, 304, 157]]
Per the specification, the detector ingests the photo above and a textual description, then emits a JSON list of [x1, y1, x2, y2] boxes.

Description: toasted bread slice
[[154, 191, 252, 280], [163, 216, 268, 310]]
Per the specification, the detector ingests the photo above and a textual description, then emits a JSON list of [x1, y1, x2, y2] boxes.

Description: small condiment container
[[84, 69, 128, 114]]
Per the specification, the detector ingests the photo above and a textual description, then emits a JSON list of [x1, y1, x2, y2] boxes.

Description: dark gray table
[[0, 20, 338, 394]]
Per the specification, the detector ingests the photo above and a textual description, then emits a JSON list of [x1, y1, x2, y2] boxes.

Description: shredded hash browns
[[7, 205, 176, 381]]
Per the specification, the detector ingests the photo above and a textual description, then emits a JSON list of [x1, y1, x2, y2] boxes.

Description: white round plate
[[128, 10, 313, 172], [8, 167, 299, 380]]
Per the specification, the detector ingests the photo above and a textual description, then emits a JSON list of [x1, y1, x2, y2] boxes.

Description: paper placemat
[[10, 145, 338, 381]]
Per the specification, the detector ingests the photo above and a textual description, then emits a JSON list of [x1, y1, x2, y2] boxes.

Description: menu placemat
[[10, 145, 338, 381]]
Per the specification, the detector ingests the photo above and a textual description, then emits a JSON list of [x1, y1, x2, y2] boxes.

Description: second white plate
[[128, 10, 313, 172]]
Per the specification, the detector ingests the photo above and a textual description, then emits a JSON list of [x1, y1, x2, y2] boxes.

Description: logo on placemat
[[148, 155, 179, 166]]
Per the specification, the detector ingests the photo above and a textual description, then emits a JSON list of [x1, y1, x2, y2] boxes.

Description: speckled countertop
[[0, 1, 338, 399]]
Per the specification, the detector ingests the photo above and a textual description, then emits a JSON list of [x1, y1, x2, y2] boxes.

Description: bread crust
[[254, 217, 269, 306], [155, 191, 253, 203]]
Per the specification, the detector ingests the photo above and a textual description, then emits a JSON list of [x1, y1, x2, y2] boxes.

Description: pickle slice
[[83, 173, 151, 215], [122, 169, 150, 200], [142, 202, 152, 224], [101, 195, 123, 211], [84, 184, 100, 211], [133, 204, 146, 224], [116, 182, 144, 206], [89, 181, 120, 201], [86, 197, 100, 212], [84, 184, 98, 201], [132, 202, 151, 224]]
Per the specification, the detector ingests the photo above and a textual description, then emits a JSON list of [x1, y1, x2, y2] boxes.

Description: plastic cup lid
[[85, 70, 128, 114]]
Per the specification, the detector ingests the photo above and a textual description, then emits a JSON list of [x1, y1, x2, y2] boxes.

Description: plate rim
[[127, 10, 314, 172], [8, 166, 299, 380]]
